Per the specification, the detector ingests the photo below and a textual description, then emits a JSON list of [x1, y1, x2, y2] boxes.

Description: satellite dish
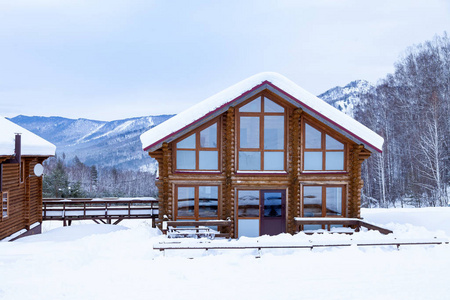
[[34, 163, 44, 177]]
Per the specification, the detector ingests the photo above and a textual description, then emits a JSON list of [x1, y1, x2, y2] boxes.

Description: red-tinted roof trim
[[266, 83, 382, 153], [144, 80, 382, 153]]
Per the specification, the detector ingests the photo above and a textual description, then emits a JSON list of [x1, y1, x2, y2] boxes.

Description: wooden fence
[[42, 198, 159, 227], [154, 238, 449, 256]]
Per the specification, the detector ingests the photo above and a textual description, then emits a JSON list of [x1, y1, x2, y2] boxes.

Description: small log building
[[140, 72, 383, 238], [0, 117, 55, 241]]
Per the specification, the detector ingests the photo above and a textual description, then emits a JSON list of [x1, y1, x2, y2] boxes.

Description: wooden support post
[[348, 145, 363, 218], [223, 107, 235, 237], [38, 158, 44, 224], [288, 108, 302, 234], [160, 142, 171, 221]]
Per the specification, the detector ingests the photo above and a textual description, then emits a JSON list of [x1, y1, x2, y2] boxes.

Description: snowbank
[[362, 207, 450, 235], [0, 208, 449, 300]]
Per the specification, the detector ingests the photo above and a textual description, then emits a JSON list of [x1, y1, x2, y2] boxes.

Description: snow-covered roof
[[140, 72, 384, 153], [0, 116, 56, 157]]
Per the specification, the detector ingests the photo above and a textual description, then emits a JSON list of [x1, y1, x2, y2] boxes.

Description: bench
[[162, 219, 233, 239], [167, 226, 216, 239]]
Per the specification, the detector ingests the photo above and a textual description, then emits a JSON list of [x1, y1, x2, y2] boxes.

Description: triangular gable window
[[303, 122, 346, 171], [175, 122, 220, 171], [177, 134, 195, 149], [239, 98, 261, 112], [264, 98, 284, 113]]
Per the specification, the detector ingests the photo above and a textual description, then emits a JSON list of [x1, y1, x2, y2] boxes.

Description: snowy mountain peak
[[9, 114, 174, 171], [317, 80, 374, 116]]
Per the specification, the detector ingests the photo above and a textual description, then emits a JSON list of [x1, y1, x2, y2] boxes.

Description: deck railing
[[42, 198, 159, 227], [294, 217, 393, 235]]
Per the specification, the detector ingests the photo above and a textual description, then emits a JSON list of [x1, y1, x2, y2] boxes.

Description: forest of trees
[[42, 154, 157, 198], [356, 33, 449, 208]]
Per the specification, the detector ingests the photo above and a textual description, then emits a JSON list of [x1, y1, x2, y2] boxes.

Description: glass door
[[260, 190, 286, 235]]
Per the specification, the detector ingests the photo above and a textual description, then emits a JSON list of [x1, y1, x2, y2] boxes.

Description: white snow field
[[1, 208, 450, 300]]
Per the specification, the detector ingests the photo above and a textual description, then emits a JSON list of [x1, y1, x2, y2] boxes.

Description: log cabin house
[[140, 72, 384, 238], [0, 117, 56, 241]]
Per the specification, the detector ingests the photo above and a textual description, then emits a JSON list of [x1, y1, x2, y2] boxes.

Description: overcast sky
[[0, 0, 449, 121]]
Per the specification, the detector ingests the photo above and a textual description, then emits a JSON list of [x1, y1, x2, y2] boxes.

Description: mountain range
[[9, 80, 372, 172], [9, 115, 173, 172]]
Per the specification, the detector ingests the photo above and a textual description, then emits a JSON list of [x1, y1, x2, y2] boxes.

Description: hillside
[[317, 80, 374, 116], [10, 115, 173, 172]]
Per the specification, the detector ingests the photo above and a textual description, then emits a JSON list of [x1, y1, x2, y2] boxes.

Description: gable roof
[[140, 72, 384, 153], [0, 116, 56, 157]]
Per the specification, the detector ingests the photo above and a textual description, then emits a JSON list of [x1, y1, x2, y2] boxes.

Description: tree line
[[356, 32, 449, 208], [43, 154, 157, 198]]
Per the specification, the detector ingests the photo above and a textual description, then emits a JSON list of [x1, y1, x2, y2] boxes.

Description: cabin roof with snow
[[0, 116, 56, 157], [140, 72, 384, 153]]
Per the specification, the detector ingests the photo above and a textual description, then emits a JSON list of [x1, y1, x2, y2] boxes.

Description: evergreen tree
[[43, 158, 69, 198]]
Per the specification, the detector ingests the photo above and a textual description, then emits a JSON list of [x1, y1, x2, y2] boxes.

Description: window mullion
[[322, 186, 326, 217], [260, 114, 264, 170], [322, 132, 326, 171], [196, 132, 200, 170], [195, 186, 199, 220]]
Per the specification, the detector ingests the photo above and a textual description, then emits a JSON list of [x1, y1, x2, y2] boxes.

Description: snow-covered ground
[[1, 208, 450, 300]]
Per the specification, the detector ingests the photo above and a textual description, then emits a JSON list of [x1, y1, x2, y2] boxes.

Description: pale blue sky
[[0, 0, 449, 121]]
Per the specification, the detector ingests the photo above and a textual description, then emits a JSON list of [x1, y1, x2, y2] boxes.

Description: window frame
[[236, 93, 288, 172], [236, 189, 261, 220], [173, 118, 221, 172], [174, 184, 221, 220], [302, 119, 347, 172], [2, 191, 9, 220], [301, 184, 346, 218]]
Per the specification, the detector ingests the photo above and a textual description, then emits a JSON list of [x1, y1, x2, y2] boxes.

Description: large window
[[176, 185, 219, 220], [175, 121, 219, 171], [2, 192, 8, 219], [303, 123, 345, 171], [237, 190, 260, 237], [237, 96, 286, 171], [302, 185, 344, 217]]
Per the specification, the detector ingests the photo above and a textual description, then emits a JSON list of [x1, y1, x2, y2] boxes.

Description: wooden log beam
[[288, 108, 302, 233], [223, 107, 235, 237]]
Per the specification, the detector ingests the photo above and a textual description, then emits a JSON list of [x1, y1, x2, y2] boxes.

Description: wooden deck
[[42, 198, 159, 226], [294, 217, 393, 235]]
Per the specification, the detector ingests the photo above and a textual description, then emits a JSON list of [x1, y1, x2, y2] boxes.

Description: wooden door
[[260, 190, 286, 235]]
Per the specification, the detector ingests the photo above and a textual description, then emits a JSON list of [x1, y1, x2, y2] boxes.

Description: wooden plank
[[166, 220, 232, 227]]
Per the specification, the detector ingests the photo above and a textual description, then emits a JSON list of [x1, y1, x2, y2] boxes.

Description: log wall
[[149, 101, 371, 238], [0, 156, 47, 240]]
